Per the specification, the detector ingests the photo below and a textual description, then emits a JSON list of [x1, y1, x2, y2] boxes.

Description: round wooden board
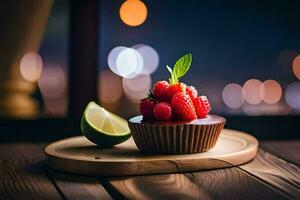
[[45, 129, 258, 176]]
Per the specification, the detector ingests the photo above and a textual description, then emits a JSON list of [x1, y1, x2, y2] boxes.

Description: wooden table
[[0, 140, 299, 200]]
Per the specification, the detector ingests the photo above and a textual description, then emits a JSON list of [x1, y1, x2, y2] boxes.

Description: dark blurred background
[[0, 0, 299, 141]]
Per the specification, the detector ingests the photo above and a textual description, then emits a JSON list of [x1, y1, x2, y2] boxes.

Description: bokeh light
[[222, 83, 243, 109], [38, 65, 67, 99], [43, 97, 67, 116], [19, 52, 43, 82], [119, 0, 147, 27], [285, 82, 300, 111], [122, 74, 151, 102], [243, 79, 262, 105], [292, 54, 300, 80], [260, 80, 282, 104], [117, 47, 143, 77], [98, 69, 122, 104], [132, 44, 159, 75], [108, 46, 143, 78]]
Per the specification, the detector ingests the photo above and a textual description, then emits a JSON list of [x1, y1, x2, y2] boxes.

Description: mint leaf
[[173, 53, 192, 79]]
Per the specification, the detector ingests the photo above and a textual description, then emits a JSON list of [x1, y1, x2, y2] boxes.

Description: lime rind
[[82, 102, 130, 137]]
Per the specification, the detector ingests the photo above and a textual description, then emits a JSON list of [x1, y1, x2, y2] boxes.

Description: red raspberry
[[186, 86, 198, 100], [139, 98, 156, 119], [152, 81, 170, 102], [169, 83, 186, 100], [153, 102, 172, 121], [193, 96, 211, 118], [171, 92, 197, 121]]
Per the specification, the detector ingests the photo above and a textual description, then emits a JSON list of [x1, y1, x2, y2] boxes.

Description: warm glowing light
[[243, 79, 262, 105], [285, 82, 300, 111], [43, 97, 67, 116], [132, 44, 159, 75], [38, 66, 67, 99], [98, 70, 122, 104], [122, 74, 151, 102], [260, 80, 282, 104], [19, 52, 43, 82], [222, 83, 243, 109], [119, 0, 147, 27], [108, 46, 143, 78], [293, 54, 300, 80], [117, 47, 143, 77]]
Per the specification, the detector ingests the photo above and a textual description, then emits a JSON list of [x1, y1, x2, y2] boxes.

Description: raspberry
[[139, 98, 156, 119], [152, 81, 170, 102], [193, 96, 211, 118], [186, 86, 198, 100], [171, 92, 197, 121], [153, 102, 172, 121], [169, 83, 186, 100]]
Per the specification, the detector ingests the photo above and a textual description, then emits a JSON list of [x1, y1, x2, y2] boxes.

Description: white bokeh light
[[107, 46, 143, 78], [19, 52, 43, 82], [132, 44, 159, 75], [222, 83, 244, 109], [122, 74, 151, 102], [108, 46, 126, 76], [285, 82, 300, 111]]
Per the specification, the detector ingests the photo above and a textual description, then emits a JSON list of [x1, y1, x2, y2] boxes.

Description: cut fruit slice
[[80, 102, 131, 147]]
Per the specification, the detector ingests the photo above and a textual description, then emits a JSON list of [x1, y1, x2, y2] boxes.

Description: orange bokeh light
[[292, 54, 300, 80], [260, 80, 282, 104], [119, 0, 147, 27], [243, 79, 262, 105]]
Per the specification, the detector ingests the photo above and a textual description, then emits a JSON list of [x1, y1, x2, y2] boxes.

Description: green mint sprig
[[166, 53, 192, 85]]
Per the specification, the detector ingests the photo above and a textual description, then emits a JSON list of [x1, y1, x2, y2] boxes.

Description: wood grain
[[0, 143, 112, 200], [108, 167, 288, 200], [261, 140, 300, 166], [0, 143, 62, 199], [190, 167, 289, 200], [46, 169, 112, 200], [108, 173, 210, 199], [0, 143, 46, 162], [0, 161, 62, 200], [45, 129, 258, 176], [239, 149, 300, 199]]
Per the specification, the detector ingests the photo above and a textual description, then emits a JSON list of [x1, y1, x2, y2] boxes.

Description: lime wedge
[[80, 102, 131, 147]]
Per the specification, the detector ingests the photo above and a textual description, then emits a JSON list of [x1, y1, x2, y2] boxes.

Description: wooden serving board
[[44, 129, 258, 176]]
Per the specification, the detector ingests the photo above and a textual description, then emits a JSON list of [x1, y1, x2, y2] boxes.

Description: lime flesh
[[80, 102, 131, 147]]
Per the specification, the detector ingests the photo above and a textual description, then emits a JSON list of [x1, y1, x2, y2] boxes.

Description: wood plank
[[190, 167, 289, 200], [0, 143, 46, 162], [0, 143, 62, 199], [0, 161, 62, 200], [239, 149, 300, 199], [261, 140, 300, 166], [108, 167, 288, 200], [108, 173, 208, 199], [0, 143, 112, 200], [46, 169, 112, 200]]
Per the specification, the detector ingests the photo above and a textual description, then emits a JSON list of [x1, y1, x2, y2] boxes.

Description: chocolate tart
[[128, 115, 226, 154]]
